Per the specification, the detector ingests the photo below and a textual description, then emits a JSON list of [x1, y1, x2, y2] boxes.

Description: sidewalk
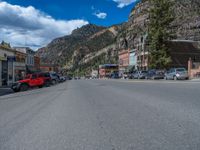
[[190, 78, 200, 82], [0, 86, 13, 97], [0, 85, 11, 89]]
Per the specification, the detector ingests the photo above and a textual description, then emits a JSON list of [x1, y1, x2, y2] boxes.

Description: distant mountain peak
[[71, 24, 106, 38]]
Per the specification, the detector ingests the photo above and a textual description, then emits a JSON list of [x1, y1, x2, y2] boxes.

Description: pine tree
[[148, 0, 174, 69]]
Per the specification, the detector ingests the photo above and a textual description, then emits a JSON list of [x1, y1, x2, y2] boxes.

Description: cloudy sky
[[0, 0, 139, 50]]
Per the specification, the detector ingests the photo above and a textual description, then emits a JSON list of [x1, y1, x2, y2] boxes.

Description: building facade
[[14, 47, 36, 73], [14, 50, 27, 81], [99, 64, 118, 78], [40, 64, 58, 73], [167, 40, 200, 69], [136, 34, 149, 70], [34, 56, 41, 71], [118, 49, 130, 76], [129, 49, 137, 71], [0, 45, 15, 86]]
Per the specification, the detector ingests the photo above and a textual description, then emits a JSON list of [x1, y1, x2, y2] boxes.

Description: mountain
[[37, 24, 121, 74], [37, 0, 200, 75], [117, 0, 200, 50]]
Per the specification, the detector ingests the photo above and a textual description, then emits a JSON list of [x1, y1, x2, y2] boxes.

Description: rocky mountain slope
[[117, 0, 200, 50], [37, 24, 120, 74], [37, 0, 200, 74]]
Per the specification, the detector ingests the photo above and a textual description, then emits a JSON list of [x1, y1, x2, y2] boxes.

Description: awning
[[15, 66, 26, 70]]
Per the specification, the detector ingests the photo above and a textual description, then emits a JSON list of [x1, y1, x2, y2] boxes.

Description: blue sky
[[0, 0, 139, 49]]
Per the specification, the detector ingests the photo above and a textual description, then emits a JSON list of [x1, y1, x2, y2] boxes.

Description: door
[[2, 61, 8, 86], [169, 69, 175, 79], [29, 74, 38, 86]]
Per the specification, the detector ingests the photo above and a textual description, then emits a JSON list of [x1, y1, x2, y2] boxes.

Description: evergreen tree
[[148, 0, 174, 69]]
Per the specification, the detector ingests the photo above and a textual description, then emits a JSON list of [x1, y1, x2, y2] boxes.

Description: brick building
[[118, 49, 130, 76], [40, 64, 58, 73], [167, 40, 200, 69], [99, 64, 118, 78]]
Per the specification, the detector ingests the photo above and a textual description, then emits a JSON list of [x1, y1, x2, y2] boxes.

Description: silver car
[[165, 68, 189, 80], [133, 71, 148, 79]]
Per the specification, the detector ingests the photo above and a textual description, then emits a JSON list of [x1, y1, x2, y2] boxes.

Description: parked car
[[165, 68, 189, 80], [65, 76, 72, 80], [133, 71, 148, 79], [11, 73, 45, 92], [128, 71, 136, 79], [59, 76, 67, 82], [146, 69, 165, 80], [110, 72, 119, 79], [48, 72, 60, 84], [38, 72, 52, 86]]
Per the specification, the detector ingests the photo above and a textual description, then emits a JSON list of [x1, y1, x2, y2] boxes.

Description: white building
[[14, 47, 36, 73], [0, 45, 15, 86]]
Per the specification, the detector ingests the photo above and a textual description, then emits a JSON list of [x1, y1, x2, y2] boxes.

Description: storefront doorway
[[2, 61, 8, 86]]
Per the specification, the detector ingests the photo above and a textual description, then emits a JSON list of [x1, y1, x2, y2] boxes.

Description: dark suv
[[146, 69, 165, 80], [38, 73, 52, 86], [42, 72, 59, 85]]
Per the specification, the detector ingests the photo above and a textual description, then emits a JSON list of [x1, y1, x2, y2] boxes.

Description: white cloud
[[92, 6, 107, 19], [112, 0, 137, 8], [94, 12, 107, 19], [0, 1, 88, 50]]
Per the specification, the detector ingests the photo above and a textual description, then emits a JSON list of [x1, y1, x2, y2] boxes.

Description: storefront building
[[34, 56, 41, 71], [136, 34, 149, 71], [0, 45, 15, 86], [40, 64, 58, 73], [129, 49, 137, 72], [14, 47, 36, 73], [14, 50, 27, 81], [99, 64, 118, 78], [118, 49, 130, 76]]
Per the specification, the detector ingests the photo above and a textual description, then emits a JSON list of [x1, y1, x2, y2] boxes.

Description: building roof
[[0, 45, 15, 52], [167, 41, 200, 54], [14, 47, 35, 54], [166, 41, 200, 68]]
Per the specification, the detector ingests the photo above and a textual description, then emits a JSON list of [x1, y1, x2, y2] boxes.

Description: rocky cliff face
[[118, 0, 200, 50], [37, 0, 200, 74], [172, 0, 200, 41]]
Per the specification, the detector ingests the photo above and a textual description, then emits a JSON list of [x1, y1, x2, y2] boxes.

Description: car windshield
[[25, 75, 31, 79], [51, 73, 57, 77], [176, 68, 186, 72]]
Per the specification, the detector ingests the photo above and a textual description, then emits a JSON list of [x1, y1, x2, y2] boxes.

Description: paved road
[[0, 80, 200, 150]]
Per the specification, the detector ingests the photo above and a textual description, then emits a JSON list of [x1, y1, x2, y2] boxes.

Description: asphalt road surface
[[0, 79, 200, 150]]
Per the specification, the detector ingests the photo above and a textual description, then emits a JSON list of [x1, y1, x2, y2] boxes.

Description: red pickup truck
[[11, 73, 50, 92]]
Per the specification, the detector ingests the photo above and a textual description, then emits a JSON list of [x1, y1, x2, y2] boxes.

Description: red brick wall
[[119, 50, 130, 68]]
